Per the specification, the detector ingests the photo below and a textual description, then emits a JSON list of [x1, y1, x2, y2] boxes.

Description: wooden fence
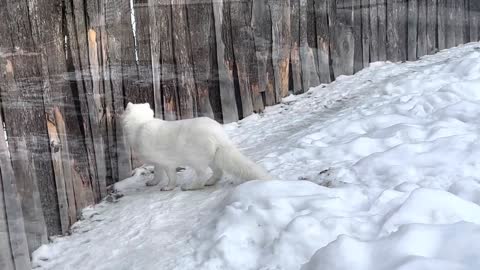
[[0, 0, 479, 268]]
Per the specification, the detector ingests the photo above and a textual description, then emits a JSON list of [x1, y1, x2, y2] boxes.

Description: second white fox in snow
[[121, 103, 271, 191]]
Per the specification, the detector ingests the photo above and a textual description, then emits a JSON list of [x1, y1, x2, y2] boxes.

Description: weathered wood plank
[[187, 1, 217, 118], [0, 126, 14, 267], [331, 0, 355, 77], [224, 1, 243, 118], [252, 0, 276, 106], [125, 4, 155, 165], [49, 105, 92, 215], [461, 0, 468, 44], [407, 0, 418, 60], [171, 0, 197, 119], [370, 0, 379, 62], [65, 0, 100, 191], [377, 0, 387, 61], [437, 0, 447, 50], [300, 0, 320, 89], [87, 29, 108, 200], [70, 0, 103, 193], [417, 0, 427, 57], [427, 0, 437, 54], [213, 0, 240, 122], [307, 0, 318, 69], [462, 0, 468, 42], [0, 3, 51, 249], [133, 2, 155, 108], [0, 0, 62, 237], [398, 0, 408, 60], [445, 0, 456, 48], [122, 4, 154, 158], [0, 111, 31, 270], [352, 0, 364, 72], [361, 0, 371, 67], [105, 0, 133, 180], [232, 0, 264, 113], [0, 182, 14, 270], [10, 138, 49, 249], [52, 108, 80, 227], [148, 0, 164, 119], [45, 117, 71, 235], [122, 1, 151, 170], [98, 0, 117, 185], [63, 15, 96, 207], [314, 0, 333, 83], [0, 7, 15, 262], [0, 184, 14, 270], [386, 0, 407, 62], [205, 2, 223, 121], [229, 0, 255, 117], [158, 3, 179, 121], [0, 53, 48, 264], [121, 0, 141, 109], [31, 0, 95, 213], [291, 0, 303, 93], [455, 0, 465, 45], [470, 0, 480, 41], [243, 1, 264, 113], [270, 0, 292, 101], [70, 0, 103, 203]]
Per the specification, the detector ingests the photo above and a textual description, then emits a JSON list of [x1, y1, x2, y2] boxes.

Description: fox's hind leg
[[205, 163, 223, 186], [181, 167, 210, 191], [160, 167, 177, 191], [146, 165, 167, 186]]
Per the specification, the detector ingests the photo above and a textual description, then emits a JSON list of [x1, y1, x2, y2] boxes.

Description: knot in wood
[[50, 140, 61, 153]]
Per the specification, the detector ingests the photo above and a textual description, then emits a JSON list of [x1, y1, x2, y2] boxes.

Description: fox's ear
[[126, 102, 133, 108]]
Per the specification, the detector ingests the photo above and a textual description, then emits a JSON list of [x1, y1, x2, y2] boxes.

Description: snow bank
[[192, 44, 480, 270], [194, 181, 370, 270], [194, 182, 480, 270], [303, 222, 480, 270]]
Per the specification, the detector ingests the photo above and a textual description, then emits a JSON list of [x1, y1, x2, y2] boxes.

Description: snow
[[32, 43, 480, 270], [303, 222, 480, 270]]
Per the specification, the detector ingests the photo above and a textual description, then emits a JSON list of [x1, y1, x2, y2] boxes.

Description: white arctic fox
[[121, 103, 271, 191]]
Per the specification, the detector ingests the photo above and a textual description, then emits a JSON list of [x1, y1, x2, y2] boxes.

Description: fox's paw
[[205, 177, 220, 186], [181, 183, 203, 191], [145, 178, 160, 187], [160, 185, 175, 191]]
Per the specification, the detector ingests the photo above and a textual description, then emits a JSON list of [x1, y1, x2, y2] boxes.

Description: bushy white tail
[[214, 145, 271, 181]]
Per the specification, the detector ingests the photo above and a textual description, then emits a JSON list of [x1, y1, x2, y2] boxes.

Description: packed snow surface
[[33, 43, 480, 270]]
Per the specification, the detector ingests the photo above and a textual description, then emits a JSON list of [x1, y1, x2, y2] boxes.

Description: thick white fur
[[121, 103, 271, 191]]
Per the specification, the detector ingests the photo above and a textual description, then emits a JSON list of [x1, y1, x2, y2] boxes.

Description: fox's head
[[122, 102, 155, 125], [124, 102, 154, 118]]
